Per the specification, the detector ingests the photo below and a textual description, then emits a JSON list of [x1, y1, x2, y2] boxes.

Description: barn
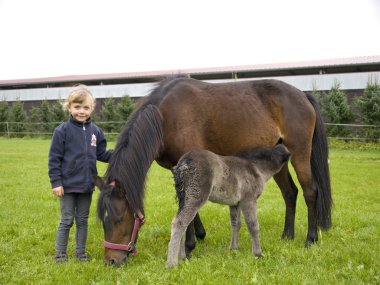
[[1, 55, 379, 112]]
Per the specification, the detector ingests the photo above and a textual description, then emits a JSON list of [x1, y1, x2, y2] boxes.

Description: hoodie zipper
[[83, 123, 89, 188]]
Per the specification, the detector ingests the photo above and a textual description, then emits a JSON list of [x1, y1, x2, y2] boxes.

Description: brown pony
[[97, 77, 332, 265]]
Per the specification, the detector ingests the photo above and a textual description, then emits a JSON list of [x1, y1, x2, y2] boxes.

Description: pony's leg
[[194, 212, 206, 240], [229, 205, 241, 250], [273, 164, 299, 239], [167, 209, 199, 268], [291, 154, 318, 247], [241, 200, 262, 257]]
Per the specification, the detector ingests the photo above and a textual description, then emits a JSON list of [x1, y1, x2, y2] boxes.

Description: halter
[[102, 213, 145, 256], [102, 180, 145, 256]]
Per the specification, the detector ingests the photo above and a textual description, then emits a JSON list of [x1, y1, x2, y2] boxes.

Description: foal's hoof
[[165, 261, 178, 269]]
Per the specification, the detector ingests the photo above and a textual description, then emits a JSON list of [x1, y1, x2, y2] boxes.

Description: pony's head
[[95, 176, 144, 266]]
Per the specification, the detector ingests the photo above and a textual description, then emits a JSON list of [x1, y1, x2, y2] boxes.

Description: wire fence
[[0, 121, 379, 142]]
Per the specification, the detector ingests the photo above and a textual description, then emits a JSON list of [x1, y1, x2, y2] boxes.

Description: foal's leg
[[241, 199, 262, 257], [273, 164, 299, 239], [229, 205, 241, 250], [167, 209, 199, 268]]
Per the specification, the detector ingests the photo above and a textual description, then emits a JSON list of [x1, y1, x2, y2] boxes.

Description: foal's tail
[[307, 94, 333, 230]]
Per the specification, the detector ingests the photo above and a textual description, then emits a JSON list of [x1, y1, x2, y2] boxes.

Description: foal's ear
[[94, 176, 105, 191]]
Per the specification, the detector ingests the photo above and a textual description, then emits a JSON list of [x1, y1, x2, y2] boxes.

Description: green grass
[[0, 138, 379, 284]]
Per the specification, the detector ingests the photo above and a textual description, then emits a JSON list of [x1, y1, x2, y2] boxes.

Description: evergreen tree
[[40, 100, 54, 133], [116, 95, 135, 121], [27, 107, 42, 133], [9, 99, 27, 136], [324, 82, 355, 138], [101, 97, 118, 132], [116, 95, 135, 132], [311, 88, 327, 112], [50, 100, 67, 128], [0, 99, 9, 135], [356, 80, 380, 140]]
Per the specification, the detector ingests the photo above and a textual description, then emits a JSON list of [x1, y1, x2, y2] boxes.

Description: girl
[[48, 85, 113, 262]]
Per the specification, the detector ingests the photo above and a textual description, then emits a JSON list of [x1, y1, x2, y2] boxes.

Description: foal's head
[[235, 144, 291, 178], [95, 177, 144, 266]]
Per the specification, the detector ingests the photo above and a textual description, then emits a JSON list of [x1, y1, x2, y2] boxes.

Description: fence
[[0, 121, 379, 141]]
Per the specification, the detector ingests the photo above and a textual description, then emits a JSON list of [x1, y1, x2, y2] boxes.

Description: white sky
[[0, 0, 379, 80]]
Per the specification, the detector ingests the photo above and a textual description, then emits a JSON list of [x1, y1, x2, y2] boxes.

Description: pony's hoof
[[195, 230, 206, 241], [281, 231, 295, 240], [304, 237, 318, 248]]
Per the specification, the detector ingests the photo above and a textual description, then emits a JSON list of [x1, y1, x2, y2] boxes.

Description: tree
[[324, 81, 355, 138], [100, 97, 118, 133], [356, 80, 380, 140], [40, 100, 54, 133], [50, 100, 67, 126], [0, 99, 9, 135], [9, 99, 27, 136], [116, 95, 135, 122], [27, 107, 42, 133], [116, 95, 135, 130]]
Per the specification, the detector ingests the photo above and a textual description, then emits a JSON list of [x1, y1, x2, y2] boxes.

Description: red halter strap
[[102, 213, 144, 256], [103, 181, 145, 255]]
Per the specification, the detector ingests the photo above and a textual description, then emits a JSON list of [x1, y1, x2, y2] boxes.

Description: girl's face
[[68, 100, 93, 123]]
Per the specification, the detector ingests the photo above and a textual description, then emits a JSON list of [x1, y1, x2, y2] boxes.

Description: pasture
[[0, 138, 379, 284]]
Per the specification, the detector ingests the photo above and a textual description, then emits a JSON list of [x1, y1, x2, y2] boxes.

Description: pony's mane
[[104, 103, 162, 213], [103, 77, 187, 213]]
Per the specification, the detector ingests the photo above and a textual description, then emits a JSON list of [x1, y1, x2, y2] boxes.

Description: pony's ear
[[94, 176, 105, 191]]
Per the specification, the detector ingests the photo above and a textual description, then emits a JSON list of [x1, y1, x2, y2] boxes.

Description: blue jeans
[[55, 192, 92, 254]]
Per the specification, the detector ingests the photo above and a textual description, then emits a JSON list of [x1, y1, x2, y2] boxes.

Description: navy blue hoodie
[[48, 116, 113, 193]]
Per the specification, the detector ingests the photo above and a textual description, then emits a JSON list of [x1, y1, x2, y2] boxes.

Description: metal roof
[[1, 55, 380, 90]]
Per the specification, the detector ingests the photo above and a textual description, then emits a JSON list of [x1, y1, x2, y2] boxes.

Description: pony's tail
[[307, 94, 333, 230]]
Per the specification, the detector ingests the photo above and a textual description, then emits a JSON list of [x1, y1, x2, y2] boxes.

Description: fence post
[[6, 122, 10, 138]]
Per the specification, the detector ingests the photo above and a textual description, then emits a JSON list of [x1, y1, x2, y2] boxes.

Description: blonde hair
[[64, 84, 96, 111]]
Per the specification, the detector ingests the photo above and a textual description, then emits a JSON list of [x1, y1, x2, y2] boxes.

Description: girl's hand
[[52, 186, 64, 197]]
